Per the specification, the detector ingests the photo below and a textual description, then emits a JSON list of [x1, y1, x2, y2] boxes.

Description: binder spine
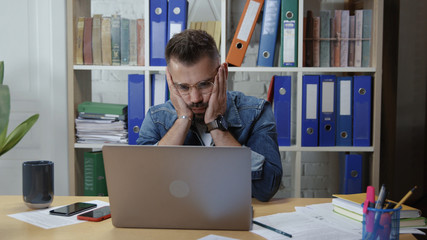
[[336, 76, 353, 146], [128, 74, 145, 145], [301, 75, 319, 146], [280, 0, 298, 67], [319, 75, 336, 146], [273, 75, 292, 146], [257, 0, 281, 67], [353, 75, 372, 146], [150, 0, 168, 66]]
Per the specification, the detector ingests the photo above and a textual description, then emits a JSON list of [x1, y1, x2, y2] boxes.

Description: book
[[111, 15, 121, 66], [305, 10, 313, 67], [136, 19, 145, 66], [92, 14, 102, 65], [348, 15, 355, 67], [83, 17, 93, 65], [213, 21, 221, 51], [340, 10, 349, 67], [312, 16, 320, 67], [75, 17, 85, 65], [101, 17, 112, 65], [120, 18, 130, 65], [319, 10, 330, 67], [83, 151, 108, 196], [333, 205, 427, 228], [330, 17, 335, 67], [362, 9, 372, 67], [333, 10, 341, 67], [354, 10, 363, 67], [129, 19, 137, 66], [332, 193, 422, 219]]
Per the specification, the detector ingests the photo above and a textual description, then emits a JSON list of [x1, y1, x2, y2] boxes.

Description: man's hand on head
[[166, 67, 193, 120], [205, 63, 228, 123]]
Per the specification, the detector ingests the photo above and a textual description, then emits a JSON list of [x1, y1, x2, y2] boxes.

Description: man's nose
[[189, 86, 203, 103]]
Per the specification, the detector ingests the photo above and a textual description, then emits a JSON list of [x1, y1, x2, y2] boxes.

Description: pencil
[[394, 186, 417, 209], [253, 220, 292, 238]]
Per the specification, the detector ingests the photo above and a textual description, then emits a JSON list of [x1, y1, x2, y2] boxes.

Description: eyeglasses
[[174, 80, 215, 96]]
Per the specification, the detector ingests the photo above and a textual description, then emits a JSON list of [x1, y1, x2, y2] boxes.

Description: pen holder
[[362, 202, 401, 240]]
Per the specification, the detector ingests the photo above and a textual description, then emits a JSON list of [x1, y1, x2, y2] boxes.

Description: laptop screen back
[[102, 145, 252, 230]]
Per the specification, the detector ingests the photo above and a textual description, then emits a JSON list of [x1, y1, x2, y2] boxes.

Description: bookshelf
[[67, 0, 383, 196]]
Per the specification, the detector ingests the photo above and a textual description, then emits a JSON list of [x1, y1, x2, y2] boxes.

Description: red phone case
[[77, 213, 111, 222], [77, 207, 111, 222]]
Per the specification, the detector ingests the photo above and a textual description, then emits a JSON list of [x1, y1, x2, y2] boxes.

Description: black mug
[[22, 161, 54, 209]]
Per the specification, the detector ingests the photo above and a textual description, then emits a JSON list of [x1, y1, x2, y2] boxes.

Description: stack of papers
[[75, 118, 128, 144]]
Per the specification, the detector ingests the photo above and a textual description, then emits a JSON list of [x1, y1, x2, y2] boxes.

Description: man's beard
[[188, 102, 208, 123]]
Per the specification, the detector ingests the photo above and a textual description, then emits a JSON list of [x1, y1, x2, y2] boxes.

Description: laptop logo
[[169, 180, 190, 198]]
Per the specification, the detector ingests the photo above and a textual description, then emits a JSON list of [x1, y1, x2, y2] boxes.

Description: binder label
[[283, 20, 296, 64], [237, 1, 260, 42], [306, 84, 318, 119], [322, 82, 335, 113], [152, 22, 167, 58], [169, 23, 182, 39], [340, 80, 351, 115]]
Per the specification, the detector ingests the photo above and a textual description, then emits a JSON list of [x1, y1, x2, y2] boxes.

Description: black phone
[[49, 202, 97, 216], [77, 206, 111, 222]]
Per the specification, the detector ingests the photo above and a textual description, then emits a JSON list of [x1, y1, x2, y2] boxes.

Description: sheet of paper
[[8, 200, 109, 229], [295, 203, 362, 236], [252, 211, 360, 240], [198, 234, 238, 240]]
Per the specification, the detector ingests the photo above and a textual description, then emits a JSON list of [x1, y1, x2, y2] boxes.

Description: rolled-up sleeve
[[246, 102, 282, 202]]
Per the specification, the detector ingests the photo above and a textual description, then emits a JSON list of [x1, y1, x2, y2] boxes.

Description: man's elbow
[[252, 167, 282, 202]]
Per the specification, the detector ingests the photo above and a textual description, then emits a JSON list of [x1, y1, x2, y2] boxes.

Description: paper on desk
[[252, 202, 425, 240], [295, 203, 362, 236], [252, 210, 361, 240], [8, 200, 109, 229], [198, 234, 238, 240]]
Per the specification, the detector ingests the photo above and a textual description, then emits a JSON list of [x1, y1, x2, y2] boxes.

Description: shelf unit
[[67, 0, 383, 196]]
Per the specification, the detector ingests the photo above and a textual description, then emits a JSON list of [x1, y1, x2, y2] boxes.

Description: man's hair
[[165, 29, 219, 65]]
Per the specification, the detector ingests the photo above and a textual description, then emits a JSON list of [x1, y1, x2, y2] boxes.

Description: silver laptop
[[102, 145, 252, 230]]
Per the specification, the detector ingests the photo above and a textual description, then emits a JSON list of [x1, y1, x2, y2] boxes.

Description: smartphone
[[77, 206, 111, 222], [49, 202, 97, 216]]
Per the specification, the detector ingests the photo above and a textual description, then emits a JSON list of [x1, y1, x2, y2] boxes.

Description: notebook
[[102, 145, 252, 230]]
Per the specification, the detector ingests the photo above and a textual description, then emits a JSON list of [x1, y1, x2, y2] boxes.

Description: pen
[[253, 220, 292, 238], [375, 184, 387, 209], [369, 184, 387, 240], [394, 186, 417, 209]]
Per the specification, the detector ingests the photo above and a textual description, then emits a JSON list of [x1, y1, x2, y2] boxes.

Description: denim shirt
[[137, 91, 282, 202]]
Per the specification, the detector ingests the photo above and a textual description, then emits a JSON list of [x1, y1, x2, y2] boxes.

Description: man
[[137, 29, 282, 202]]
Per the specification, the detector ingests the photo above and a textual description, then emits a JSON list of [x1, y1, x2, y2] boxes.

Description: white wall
[[0, 0, 68, 196]]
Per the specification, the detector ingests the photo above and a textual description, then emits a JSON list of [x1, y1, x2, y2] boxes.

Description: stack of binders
[[150, 0, 188, 66], [301, 75, 372, 147], [227, 0, 299, 67]]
